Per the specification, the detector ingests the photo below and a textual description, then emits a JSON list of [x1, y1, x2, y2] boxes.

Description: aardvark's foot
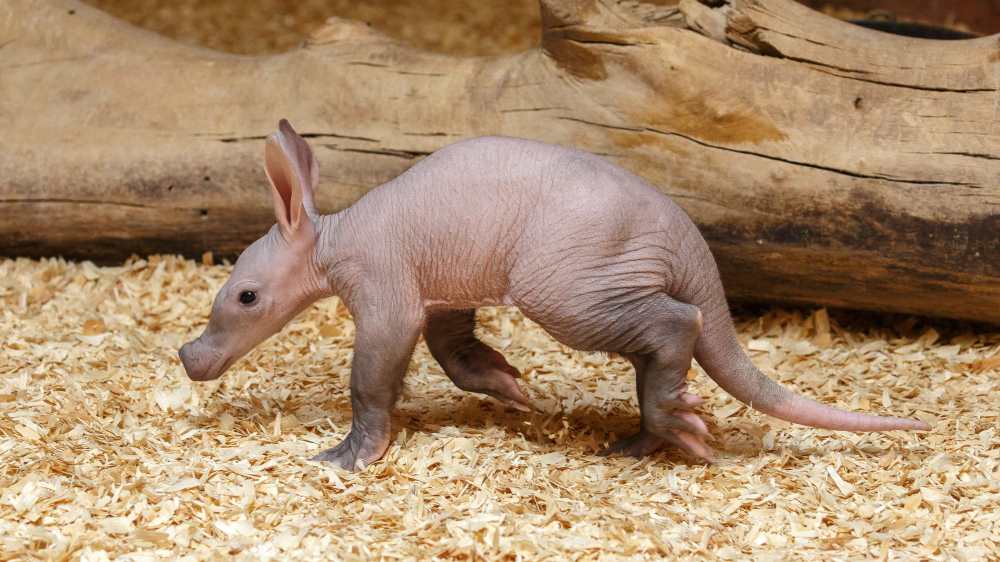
[[311, 427, 390, 472], [600, 392, 714, 461], [447, 346, 532, 412]]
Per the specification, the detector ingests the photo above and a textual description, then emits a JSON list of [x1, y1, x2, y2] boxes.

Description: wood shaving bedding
[[1, 256, 997, 560]]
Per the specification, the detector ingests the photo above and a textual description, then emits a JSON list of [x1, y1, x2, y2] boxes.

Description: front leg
[[424, 309, 531, 411], [312, 299, 423, 471]]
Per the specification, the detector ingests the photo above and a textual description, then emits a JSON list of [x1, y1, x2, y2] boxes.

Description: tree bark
[[1, 0, 998, 322]]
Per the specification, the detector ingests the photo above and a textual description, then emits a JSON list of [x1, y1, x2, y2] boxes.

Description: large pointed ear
[[264, 119, 320, 240]]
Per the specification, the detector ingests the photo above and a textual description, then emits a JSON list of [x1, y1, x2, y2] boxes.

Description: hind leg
[[600, 351, 712, 460], [565, 294, 712, 460], [424, 309, 531, 411]]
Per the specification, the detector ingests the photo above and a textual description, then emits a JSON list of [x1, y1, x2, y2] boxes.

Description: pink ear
[[264, 119, 319, 239]]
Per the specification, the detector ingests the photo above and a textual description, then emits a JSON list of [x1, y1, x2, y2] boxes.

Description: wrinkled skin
[[180, 120, 929, 472]]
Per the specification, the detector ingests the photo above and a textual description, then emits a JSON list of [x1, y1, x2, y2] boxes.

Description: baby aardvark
[[179, 120, 928, 471]]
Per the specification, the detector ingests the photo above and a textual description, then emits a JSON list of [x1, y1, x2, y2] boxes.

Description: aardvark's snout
[[178, 338, 227, 381]]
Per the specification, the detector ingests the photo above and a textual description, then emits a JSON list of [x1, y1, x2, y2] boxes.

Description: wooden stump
[[1, 0, 998, 322]]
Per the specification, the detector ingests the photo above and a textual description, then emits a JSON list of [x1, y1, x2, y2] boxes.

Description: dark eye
[[238, 290, 257, 305]]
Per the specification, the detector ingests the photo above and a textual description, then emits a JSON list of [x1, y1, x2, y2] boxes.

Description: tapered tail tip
[[889, 417, 931, 431]]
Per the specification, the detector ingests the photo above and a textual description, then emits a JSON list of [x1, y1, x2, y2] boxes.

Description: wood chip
[[1, 255, 998, 559]]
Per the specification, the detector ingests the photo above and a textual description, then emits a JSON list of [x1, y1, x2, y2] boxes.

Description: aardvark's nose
[[178, 339, 212, 381]]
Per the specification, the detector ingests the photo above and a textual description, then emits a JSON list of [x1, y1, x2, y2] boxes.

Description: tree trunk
[[2, 0, 998, 322]]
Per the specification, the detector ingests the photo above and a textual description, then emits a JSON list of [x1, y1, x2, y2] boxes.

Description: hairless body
[[179, 120, 929, 471]]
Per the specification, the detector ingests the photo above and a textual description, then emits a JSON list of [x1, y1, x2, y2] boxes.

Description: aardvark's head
[[179, 120, 328, 381]]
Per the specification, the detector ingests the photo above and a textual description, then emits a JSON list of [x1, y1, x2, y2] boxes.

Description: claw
[[675, 411, 710, 436], [664, 430, 715, 462], [657, 391, 705, 413], [679, 391, 703, 407], [485, 371, 533, 412]]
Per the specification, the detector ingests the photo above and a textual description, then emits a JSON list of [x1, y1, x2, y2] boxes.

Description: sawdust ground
[[1, 256, 998, 560]]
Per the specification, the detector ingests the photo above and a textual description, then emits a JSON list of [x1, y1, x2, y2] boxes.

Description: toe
[[491, 373, 533, 411], [664, 431, 715, 462], [675, 411, 709, 436], [679, 392, 703, 407]]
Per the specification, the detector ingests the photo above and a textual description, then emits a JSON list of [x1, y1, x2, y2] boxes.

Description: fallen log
[[1, 0, 998, 322]]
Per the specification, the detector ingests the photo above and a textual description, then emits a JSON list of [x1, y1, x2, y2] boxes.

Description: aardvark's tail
[[681, 239, 928, 432], [693, 305, 928, 431]]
